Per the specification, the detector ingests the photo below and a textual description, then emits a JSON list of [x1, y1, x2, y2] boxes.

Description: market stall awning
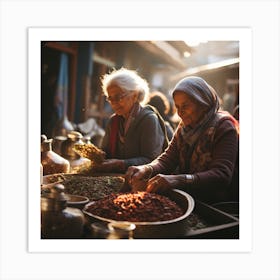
[[136, 41, 188, 70], [170, 57, 239, 82]]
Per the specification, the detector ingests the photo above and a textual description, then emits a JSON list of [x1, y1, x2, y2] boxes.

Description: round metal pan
[[83, 189, 195, 239]]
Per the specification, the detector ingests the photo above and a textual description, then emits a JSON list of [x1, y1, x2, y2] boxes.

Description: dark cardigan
[[150, 115, 239, 203], [101, 106, 168, 169]]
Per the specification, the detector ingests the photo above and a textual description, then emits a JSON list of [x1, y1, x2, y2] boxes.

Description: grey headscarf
[[172, 76, 220, 170], [172, 76, 219, 114]]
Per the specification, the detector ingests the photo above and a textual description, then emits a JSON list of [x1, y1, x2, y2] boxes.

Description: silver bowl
[[83, 189, 195, 239], [66, 194, 90, 209]]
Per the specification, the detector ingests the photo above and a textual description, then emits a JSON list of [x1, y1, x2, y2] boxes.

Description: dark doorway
[[41, 44, 60, 137]]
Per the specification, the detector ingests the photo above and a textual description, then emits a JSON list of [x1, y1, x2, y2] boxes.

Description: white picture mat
[[1, 1, 279, 279], [28, 27, 251, 253]]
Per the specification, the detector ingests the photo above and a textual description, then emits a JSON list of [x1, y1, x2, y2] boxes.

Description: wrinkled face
[[173, 91, 206, 127], [106, 85, 138, 118]]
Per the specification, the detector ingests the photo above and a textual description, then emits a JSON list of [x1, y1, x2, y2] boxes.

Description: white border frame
[[28, 27, 252, 253], [1, 0, 279, 279]]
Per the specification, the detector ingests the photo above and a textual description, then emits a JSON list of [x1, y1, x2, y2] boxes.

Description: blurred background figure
[[146, 91, 175, 141], [222, 81, 239, 116]]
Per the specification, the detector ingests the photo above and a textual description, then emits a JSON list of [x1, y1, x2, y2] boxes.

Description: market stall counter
[[41, 173, 239, 239]]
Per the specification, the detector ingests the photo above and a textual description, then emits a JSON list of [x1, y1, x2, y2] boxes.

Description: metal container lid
[[41, 184, 69, 211]]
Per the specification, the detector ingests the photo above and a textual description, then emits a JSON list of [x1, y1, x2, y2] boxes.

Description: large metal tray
[[183, 200, 239, 239]]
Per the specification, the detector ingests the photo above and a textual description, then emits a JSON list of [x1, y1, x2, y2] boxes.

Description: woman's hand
[[146, 174, 184, 193], [126, 165, 151, 183], [125, 165, 153, 192], [91, 159, 125, 173]]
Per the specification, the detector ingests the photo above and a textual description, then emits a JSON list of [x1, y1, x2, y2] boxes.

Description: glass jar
[[41, 139, 70, 175], [41, 184, 86, 239], [60, 131, 91, 173], [60, 131, 84, 160], [52, 135, 67, 155]]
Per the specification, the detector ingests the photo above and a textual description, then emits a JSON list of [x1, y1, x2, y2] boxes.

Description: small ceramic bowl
[[66, 194, 90, 209]]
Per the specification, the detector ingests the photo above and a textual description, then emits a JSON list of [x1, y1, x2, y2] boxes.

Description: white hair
[[101, 67, 149, 103]]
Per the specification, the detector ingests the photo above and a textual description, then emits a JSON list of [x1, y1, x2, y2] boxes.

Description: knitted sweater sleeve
[[123, 112, 165, 167], [194, 119, 238, 188], [148, 125, 181, 174], [150, 119, 238, 189]]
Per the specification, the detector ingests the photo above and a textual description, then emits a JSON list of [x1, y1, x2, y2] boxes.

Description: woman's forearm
[[148, 135, 180, 174]]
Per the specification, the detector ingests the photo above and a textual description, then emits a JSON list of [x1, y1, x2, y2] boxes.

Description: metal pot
[[41, 184, 85, 239], [60, 131, 84, 160], [66, 194, 90, 210], [83, 189, 195, 239]]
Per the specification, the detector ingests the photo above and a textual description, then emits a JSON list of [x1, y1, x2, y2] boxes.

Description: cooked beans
[[86, 191, 184, 222]]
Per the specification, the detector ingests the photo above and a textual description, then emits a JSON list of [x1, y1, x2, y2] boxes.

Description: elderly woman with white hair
[[92, 68, 168, 173]]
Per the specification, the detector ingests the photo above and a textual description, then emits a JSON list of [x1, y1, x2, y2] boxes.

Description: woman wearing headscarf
[[126, 76, 239, 203], [92, 68, 168, 173]]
